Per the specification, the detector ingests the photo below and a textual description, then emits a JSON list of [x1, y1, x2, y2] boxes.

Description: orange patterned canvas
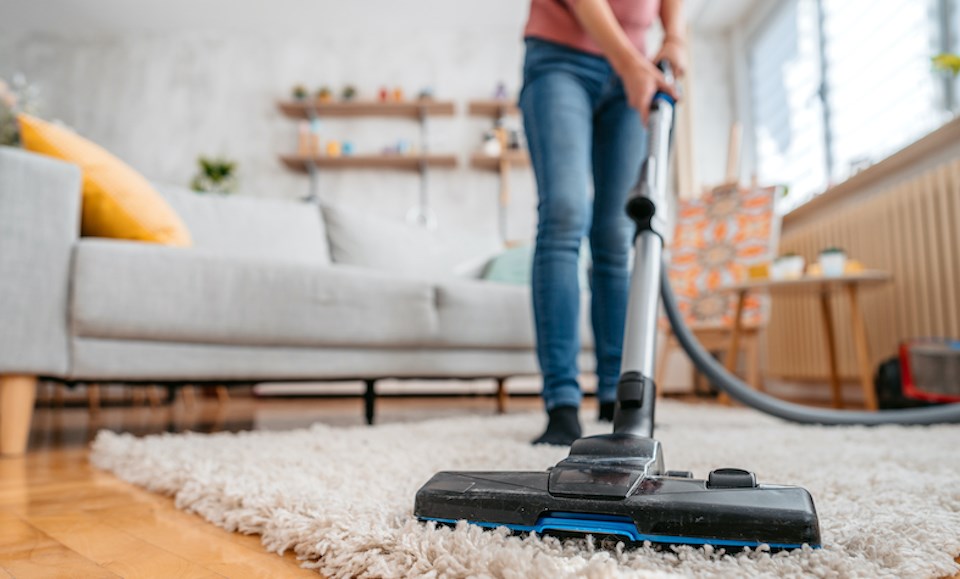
[[668, 186, 780, 329]]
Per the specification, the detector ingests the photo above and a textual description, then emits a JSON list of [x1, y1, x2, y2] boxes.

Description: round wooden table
[[718, 271, 892, 410]]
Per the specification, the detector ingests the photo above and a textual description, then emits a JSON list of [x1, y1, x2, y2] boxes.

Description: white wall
[[0, 1, 538, 240], [1, 0, 747, 241]]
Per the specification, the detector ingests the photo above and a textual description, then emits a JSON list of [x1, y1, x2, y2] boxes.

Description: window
[[748, 0, 957, 212]]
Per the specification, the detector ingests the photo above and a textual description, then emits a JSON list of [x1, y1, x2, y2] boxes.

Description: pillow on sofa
[[482, 242, 592, 288], [321, 203, 502, 278], [17, 114, 192, 247]]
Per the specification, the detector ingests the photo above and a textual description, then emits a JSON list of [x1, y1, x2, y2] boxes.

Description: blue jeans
[[520, 38, 646, 411]]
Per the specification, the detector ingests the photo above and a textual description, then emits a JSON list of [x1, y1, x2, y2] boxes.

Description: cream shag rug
[[90, 401, 960, 578]]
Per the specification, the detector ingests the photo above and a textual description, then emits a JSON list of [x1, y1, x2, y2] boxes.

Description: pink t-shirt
[[524, 0, 660, 56]]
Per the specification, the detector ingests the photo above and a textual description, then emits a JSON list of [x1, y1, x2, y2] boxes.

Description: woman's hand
[[653, 37, 687, 77], [617, 54, 678, 125]]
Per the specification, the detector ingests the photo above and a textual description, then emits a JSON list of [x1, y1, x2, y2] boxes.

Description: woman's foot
[[598, 401, 616, 422], [532, 406, 582, 446]]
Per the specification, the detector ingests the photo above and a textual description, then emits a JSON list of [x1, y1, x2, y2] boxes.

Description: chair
[[657, 185, 781, 395]]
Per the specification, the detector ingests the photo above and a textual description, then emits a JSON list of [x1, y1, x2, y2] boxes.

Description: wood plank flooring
[[1, 393, 546, 578], [1, 391, 957, 578]]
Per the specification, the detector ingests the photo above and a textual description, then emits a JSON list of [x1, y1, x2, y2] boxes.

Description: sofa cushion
[[157, 183, 331, 265], [321, 202, 501, 277], [72, 239, 436, 348], [434, 279, 594, 350], [18, 114, 192, 247]]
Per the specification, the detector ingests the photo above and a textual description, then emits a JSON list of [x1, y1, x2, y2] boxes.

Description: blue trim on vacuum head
[[420, 512, 821, 550]]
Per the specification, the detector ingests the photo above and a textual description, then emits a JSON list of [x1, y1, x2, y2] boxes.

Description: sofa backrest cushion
[[321, 202, 502, 278], [156, 184, 331, 265]]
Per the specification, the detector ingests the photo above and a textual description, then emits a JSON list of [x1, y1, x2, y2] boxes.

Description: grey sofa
[[0, 147, 594, 455]]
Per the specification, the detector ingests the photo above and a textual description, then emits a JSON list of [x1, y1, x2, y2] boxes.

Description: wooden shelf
[[278, 100, 455, 120], [279, 154, 458, 173], [468, 100, 521, 118], [470, 150, 530, 171]]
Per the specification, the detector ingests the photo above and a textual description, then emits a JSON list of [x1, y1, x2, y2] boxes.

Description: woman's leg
[[522, 69, 594, 417], [589, 78, 646, 414]]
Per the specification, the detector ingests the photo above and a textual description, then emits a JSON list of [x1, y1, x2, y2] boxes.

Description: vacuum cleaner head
[[415, 433, 821, 550]]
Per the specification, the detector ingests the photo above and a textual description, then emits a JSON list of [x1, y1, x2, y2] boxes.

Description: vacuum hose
[[660, 258, 960, 425]]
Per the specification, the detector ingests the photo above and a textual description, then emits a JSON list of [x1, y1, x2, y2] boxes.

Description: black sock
[[532, 406, 582, 446], [598, 401, 616, 422]]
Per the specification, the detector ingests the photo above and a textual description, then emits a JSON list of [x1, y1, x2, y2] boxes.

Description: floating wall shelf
[[277, 99, 457, 228], [280, 154, 458, 173], [469, 150, 530, 171], [467, 100, 521, 118], [278, 100, 456, 120]]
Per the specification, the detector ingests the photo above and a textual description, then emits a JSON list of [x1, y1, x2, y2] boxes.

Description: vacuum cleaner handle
[[614, 60, 678, 438]]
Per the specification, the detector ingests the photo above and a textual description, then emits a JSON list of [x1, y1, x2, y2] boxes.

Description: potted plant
[[291, 84, 308, 101], [772, 253, 805, 280], [819, 247, 847, 277], [0, 74, 40, 146], [190, 156, 238, 195], [341, 85, 357, 101], [932, 53, 960, 77]]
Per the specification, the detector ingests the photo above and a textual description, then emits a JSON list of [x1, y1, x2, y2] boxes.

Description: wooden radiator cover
[[767, 158, 960, 381]]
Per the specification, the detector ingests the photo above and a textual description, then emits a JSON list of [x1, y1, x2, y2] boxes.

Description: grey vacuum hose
[[660, 258, 960, 425]]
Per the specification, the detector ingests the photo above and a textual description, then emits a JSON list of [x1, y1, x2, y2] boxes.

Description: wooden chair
[[657, 183, 781, 397]]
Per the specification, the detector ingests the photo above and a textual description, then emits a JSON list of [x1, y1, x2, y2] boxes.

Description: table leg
[[818, 291, 844, 409], [721, 290, 748, 405], [847, 283, 879, 411]]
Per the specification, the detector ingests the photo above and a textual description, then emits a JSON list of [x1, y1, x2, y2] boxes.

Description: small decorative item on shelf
[[747, 263, 770, 280], [291, 84, 308, 101], [417, 87, 435, 101], [297, 121, 312, 155], [190, 156, 238, 195], [481, 130, 502, 156], [326, 140, 342, 157], [771, 253, 805, 280], [392, 87, 405, 102], [342, 141, 354, 156], [378, 87, 389, 102], [316, 86, 334, 104], [818, 247, 847, 277], [396, 139, 411, 155], [341, 85, 357, 101], [493, 81, 508, 101], [309, 118, 322, 154]]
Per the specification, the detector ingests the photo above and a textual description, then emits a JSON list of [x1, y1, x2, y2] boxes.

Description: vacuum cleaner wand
[[614, 61, 676, 439], [415, 61, 822, 550]]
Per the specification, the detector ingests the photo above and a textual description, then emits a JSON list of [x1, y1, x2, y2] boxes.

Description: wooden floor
[[0, 393, 549, 578], [2, 391, 957, 578]]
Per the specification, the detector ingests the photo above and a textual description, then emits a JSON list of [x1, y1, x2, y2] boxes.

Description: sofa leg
[[495, 378, 508, 414], [364, 380, 376, 426], [1, 375, 37, 457]]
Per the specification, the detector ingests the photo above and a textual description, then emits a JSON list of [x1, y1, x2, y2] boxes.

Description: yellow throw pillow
[[17, 114, 192, 247]]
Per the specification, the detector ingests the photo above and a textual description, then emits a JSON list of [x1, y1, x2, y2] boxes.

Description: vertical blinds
[[749, 0, 951, 212]]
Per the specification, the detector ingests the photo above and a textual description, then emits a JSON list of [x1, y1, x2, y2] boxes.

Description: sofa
[[0, 147, 594, 455]]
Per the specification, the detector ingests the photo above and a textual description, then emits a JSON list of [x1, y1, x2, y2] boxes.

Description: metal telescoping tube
[[660, 258, 960, 425], [615, 232, 664, 437]]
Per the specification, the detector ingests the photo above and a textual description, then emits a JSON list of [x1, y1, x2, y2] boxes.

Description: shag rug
[[90, 401, 960, 578]]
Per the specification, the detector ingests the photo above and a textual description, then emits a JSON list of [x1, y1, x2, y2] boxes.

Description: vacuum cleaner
[[415, 62, 960, 550]]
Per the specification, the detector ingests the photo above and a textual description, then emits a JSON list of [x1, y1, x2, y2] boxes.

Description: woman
[[522, 0, 685, 445]]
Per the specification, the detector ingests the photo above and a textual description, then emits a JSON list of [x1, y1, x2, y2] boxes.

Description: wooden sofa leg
[[364, 380, 376, 426], [495, 378, 508, 414], [1, 375, 37, 457]]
